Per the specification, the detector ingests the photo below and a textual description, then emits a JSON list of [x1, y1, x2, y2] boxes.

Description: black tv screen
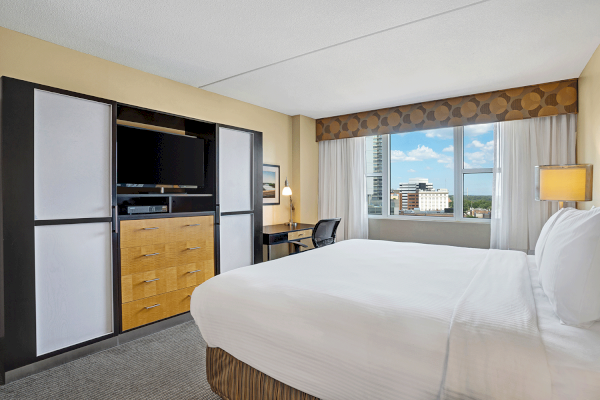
[[117, 126, 204, 188]]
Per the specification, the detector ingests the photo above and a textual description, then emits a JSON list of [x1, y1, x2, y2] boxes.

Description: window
[[389, 128, 454, 217], [460, 124, 494, 219], [365, 123, 495, 221]]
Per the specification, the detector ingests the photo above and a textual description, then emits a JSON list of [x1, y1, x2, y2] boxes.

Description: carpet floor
[[0, 322, 222, 400]]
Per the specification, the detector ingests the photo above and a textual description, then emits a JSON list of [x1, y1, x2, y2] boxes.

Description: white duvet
[[191, 239, 552, 400]]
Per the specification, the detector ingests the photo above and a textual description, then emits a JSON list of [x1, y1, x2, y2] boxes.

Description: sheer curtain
[[491, 114, 577, 253], [318, 137, 368, 241]]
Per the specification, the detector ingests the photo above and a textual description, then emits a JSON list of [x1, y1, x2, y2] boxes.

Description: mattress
[[191, 239, 596, 399]]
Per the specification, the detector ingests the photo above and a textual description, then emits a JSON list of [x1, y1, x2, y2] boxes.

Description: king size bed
[[191, 239, 600, 400]]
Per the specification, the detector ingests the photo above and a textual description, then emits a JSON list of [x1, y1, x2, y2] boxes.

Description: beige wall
[[369, 219, 491, 249], [0, 26, 297, 225], [291, 115, 319, 224], [263, 115, 318, 261], [577, 43, 600, 210]]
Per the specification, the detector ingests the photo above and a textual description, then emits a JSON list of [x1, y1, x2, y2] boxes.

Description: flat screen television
[[117, 125, 205, 188]]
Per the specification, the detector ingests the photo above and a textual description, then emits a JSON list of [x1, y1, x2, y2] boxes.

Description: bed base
[[206, 347, 319, 400]]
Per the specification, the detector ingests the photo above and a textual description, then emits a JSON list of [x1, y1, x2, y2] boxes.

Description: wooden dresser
[[119, 215, 215, 331]]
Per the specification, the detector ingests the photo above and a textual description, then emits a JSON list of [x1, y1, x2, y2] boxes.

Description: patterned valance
[[316, 79, 578, 142]]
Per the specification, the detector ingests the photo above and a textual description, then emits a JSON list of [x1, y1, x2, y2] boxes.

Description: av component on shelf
[[126, 205, 168, 215]]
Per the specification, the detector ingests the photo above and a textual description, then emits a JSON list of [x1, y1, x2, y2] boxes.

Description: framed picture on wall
[[263, 164, 280, 205]]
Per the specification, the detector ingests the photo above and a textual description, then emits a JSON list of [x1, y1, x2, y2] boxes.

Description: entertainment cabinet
[[0, 76, 263, 383]]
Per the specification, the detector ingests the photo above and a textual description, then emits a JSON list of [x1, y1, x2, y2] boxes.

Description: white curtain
[[318, 137, 368, 241], [491, 114, 577, 253]]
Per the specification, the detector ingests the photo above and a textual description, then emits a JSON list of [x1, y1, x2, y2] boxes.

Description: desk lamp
[[282, 177, 296, 227]]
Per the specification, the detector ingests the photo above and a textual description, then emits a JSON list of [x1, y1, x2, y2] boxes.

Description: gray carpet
[[0, 322, 222, 400]]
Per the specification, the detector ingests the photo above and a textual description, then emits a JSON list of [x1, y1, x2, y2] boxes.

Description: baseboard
[[5, 337, 118, 384]]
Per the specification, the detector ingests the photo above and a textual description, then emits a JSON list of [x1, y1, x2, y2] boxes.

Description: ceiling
[[1, 0, 599, 119]]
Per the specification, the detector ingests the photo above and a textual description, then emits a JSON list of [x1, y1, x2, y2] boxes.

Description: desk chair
[[289, 218, 341, 254]]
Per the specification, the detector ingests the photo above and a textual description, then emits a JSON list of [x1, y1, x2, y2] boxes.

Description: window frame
[[455, 125, 494, 223], [367, 125, 494, 223]]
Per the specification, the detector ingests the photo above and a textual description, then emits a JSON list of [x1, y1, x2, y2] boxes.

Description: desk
[[263, 223, 315, 261]]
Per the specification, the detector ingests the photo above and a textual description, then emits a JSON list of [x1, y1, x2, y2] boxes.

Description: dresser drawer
[[167, 216, 214, 243], [165, 286, 197, 317], [121, 267, 177, 303], [166, 239, 214, 265], [122, 286, 199, 331], [288, 229, 312, 241], [120, 218, 169, 248], [176, 261, 214, 290], [121, 240, 214, 276], [122, 293, 168, 331], [120, 244, 168, 276]]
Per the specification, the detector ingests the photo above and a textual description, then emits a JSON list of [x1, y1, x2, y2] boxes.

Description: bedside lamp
[[535, 164, 593, 209], [282, 177, 296, 227]]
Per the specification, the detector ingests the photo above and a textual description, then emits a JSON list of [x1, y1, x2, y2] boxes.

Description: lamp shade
[[535, 164, 593, 202], [282, 177, 292, 196]]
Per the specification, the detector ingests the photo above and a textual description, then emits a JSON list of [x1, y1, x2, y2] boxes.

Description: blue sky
[[388, 123, 494, 196]]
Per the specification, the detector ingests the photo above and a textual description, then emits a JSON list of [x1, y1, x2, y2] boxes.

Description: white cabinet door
[[219, 127, 253, 213], [33, 89, 113, 356], [220, 214, 253, 273], [34, 89, 112, 220], [35, 223, 113, 356], [218, 127, 255, 271]]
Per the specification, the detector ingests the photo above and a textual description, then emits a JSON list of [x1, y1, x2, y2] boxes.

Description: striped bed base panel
[[206, 347, 320, 400]]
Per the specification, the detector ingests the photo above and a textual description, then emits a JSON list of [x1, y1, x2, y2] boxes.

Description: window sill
[[368, 215, 491, 223]]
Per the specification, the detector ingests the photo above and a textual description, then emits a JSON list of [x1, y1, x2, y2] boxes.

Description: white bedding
[[191, 240, 597, 399], [527, 255, 600, 399]]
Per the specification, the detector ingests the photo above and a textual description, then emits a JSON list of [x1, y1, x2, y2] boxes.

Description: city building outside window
[[365, 123, 495, 221], [366, 135, 383, 215]]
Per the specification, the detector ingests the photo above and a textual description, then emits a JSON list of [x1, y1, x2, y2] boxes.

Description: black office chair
[[289, 218, 341, 254]]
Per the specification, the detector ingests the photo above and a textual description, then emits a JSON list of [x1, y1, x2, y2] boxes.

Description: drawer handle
[[144, 278, 160, 283], [187, 247, 201, 250], [187, 224, 201, 226], [143, 227, 159, 230], [188, 269, 202, 274], [145, 304, 161, 310], [144, 253, 160, 257]]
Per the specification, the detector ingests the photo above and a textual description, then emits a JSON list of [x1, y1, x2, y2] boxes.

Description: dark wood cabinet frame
[[0, 76, 263, 383]]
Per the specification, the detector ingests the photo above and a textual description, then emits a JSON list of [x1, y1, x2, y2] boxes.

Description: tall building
[[371, 135, 383, 172], [372, 135, 383, 202], [368, 136, 383, 214], [398, 178, 433, 210], [395, 178, 449, 212]]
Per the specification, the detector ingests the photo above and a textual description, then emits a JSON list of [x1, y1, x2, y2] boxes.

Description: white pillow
[[535, 207, 569, 269], [539, 207, 600, 327]]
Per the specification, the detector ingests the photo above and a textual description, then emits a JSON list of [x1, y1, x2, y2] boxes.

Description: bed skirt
[[206, 347, 319, 400]]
